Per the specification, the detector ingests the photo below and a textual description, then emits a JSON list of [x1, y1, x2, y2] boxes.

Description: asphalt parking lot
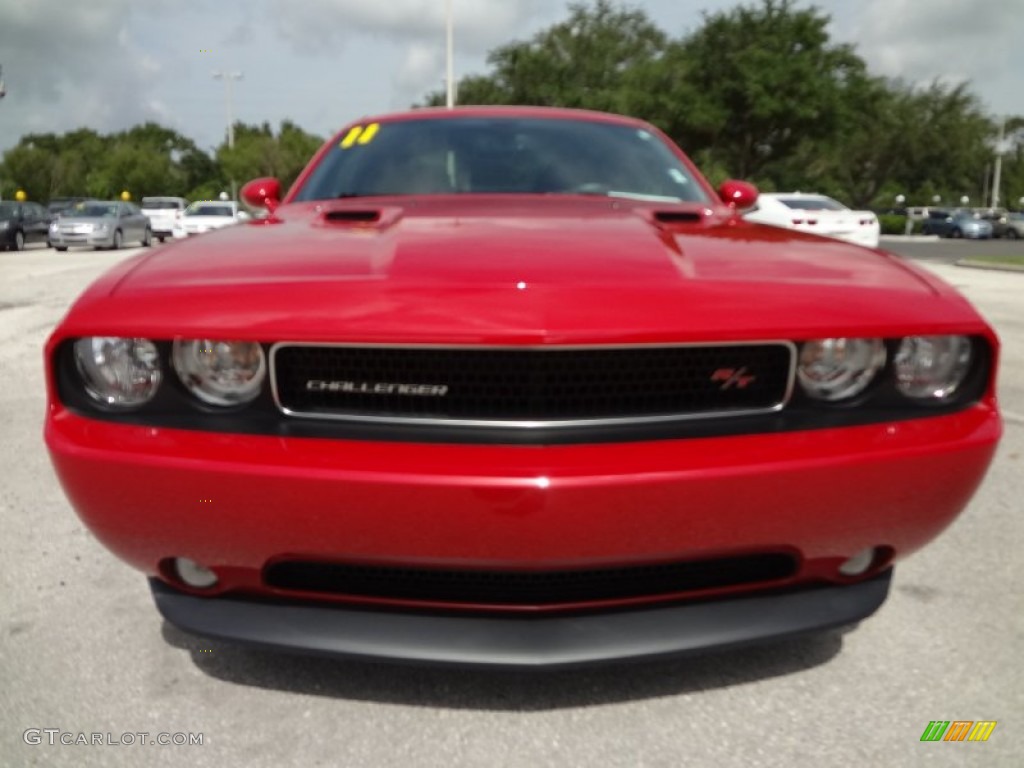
[[1, 240, 1021, 767]]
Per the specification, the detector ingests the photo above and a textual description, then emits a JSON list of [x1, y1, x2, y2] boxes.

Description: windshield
[[186, 204, 234, 216], [73, 203, 119, 217], [142, 199, 183, 209], [293, 116, 710, 203]]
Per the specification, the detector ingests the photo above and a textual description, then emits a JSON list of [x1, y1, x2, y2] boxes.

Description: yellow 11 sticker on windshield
[[340, 123, 380, 149]]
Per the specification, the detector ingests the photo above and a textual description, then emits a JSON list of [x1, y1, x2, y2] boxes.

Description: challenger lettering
[[305, 380, 449, 397]]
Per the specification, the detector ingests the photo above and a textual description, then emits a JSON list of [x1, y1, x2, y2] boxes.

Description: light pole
[[212, 71, 243, 149], [212, 70, 243, 200], [991, 119, 1006, 210], [445, 0, 454, 108]]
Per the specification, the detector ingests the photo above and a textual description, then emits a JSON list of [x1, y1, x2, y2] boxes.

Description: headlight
[[172, 339, 266, 406], [74, 337, 162, 408], [797, 338, 886, 401], [0, 221, 9, 230], [49, 221, 58, 231], [894, 336, 972, 400]]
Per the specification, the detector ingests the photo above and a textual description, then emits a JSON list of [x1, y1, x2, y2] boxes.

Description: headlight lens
[[798, 338, 886, 401], [172, 339, 266, 406], [894, 335, 973, 399], [74, 337, 162, 408]]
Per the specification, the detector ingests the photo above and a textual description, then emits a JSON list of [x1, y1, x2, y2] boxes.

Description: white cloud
[[270, 0, 552, 55], [0, 0, 167, 140], [849, 0, 1021, 110]]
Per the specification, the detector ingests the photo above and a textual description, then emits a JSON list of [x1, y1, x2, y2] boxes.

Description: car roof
[[344, 105, 654, 131]]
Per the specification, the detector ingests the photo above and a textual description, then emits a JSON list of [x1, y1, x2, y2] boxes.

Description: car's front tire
[[142, 227, 152, 247], [1007, 229, 1020, 240], [12, 230, 25, 251], [55, 246, 68, 252], [950, 228, 963, 239], [111, 230, 123, 250]]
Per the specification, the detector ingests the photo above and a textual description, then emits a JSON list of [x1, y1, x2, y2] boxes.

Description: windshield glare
[[294, 116, 709, 203], [186, 204, 234, 216], [74, 203, 118, 217]]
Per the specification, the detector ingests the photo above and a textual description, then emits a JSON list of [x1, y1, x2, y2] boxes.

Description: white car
[[175, 201, 248, 237], [743, 192, 880, 248]]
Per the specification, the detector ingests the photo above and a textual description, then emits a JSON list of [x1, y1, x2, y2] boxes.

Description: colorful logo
[[920, 721, 997, 742]]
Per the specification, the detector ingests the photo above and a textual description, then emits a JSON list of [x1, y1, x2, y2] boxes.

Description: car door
[[119, 203, 140, 242], [927, 211, 950, 236], [26, 202, 50, 243], [126, 203, 144, 241], [132, 203, 149, 240]]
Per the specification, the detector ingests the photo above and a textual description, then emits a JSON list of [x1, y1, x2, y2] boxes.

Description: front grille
[[271, 343, 794, 426], [264, 553, 798, 607]]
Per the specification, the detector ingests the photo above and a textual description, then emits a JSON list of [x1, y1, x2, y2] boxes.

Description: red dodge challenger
[[45, 107, 1002, 667]]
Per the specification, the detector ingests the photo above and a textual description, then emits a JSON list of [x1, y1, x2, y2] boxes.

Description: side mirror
[[718, 179, 759, 210], [240, 177, 281, 214]]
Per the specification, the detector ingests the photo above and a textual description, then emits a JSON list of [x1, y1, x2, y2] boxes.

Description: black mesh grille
[[272, 344, 793, 423], [264, 554, 797, 606]]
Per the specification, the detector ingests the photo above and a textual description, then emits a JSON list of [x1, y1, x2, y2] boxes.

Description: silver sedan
[[49, 201, 152, 251]]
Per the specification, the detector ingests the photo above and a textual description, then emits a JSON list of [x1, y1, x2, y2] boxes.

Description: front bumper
[[48, 404, 998, 583], [49, 231, 114, 248], [152, 570, 892, 668]]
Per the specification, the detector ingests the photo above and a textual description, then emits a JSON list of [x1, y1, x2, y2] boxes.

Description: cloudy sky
[[0, 0, 1020, 155]]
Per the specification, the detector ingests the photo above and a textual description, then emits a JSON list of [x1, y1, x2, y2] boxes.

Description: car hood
[[66, 198, 986, 342]]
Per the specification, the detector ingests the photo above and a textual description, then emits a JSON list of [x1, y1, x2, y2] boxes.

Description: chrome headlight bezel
[[172, 339, 267, 407], [73, 337, 163, 409], [797, 338, 887, 402], [894, 335, 974, 401]]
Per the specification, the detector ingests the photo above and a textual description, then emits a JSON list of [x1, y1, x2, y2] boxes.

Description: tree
[[0, 124, 222, 201], [216, 120, 323, 193], [677, 0, 869, 180]]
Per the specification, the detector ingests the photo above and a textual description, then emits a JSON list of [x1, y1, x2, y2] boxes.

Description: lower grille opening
[[263, 553, 798, 606]]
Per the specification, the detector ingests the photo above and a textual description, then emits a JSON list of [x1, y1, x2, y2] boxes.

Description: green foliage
[[217, 120, 323, 193], [877, 214, 906, 235], [0, 120, 324, 203], [677, 0, 868, 179]]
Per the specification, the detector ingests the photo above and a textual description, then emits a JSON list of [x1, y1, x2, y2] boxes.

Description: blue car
[[921, 210, 993, 239]]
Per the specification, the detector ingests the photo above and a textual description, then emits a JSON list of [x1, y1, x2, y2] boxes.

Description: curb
[[955, 259, 1024, 273], [879, 235, 941, 243]]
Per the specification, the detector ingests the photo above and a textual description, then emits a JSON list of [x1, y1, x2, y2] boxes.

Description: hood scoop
[[321, 205, 403, 230], [653, 210, 704, 225], [325, 209, 380, 222]]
